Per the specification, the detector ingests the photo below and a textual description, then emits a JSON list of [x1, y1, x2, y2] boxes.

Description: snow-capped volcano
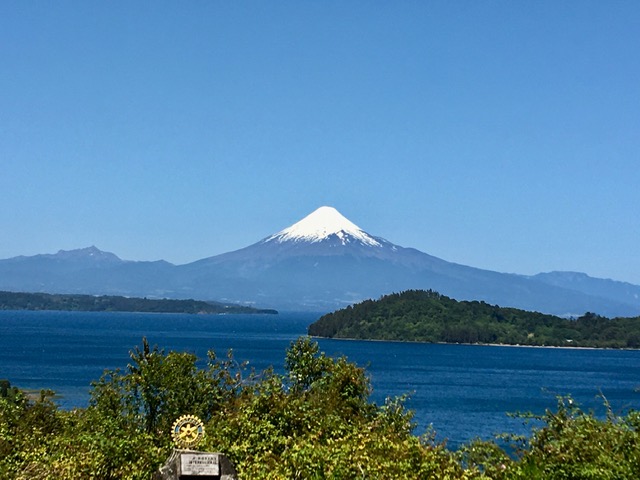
[[2, 206, 639, 317], [264, 206, 382, 247]]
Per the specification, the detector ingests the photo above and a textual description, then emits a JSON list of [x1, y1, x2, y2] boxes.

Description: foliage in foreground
[[1, 338, 639, 479]]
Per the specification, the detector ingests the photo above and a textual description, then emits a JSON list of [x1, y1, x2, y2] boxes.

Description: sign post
[[156, 415, 238, 480]]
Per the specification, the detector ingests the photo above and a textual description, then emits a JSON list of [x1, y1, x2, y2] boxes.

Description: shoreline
[[309, 335, 637, 351]]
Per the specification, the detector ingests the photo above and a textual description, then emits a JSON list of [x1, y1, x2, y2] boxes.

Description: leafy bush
[[0, 338, 465, 478], [1, 340, 639, 479], [506, 396, 640, 479]]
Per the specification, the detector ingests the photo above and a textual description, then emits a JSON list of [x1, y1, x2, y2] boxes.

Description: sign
[[171, 415, 205, 449], [180, 453, 220, 476]]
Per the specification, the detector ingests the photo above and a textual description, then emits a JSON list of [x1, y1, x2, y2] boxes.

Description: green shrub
[[2, 340, 638, 479]]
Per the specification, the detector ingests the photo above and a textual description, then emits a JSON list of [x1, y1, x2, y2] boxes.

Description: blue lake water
[[1, 310, 639, 449]]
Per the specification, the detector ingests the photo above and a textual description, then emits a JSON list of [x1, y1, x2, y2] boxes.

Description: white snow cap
[[267, 206, 381, 247]]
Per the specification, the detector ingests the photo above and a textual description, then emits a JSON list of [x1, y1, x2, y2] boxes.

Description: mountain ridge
[[0, 207, 638, 317]]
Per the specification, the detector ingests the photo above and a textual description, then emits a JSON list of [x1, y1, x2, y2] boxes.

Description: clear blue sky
[[1, 2, 639, 284]]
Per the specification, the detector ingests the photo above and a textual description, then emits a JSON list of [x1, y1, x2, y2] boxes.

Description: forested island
[[0, 291, 277, 315], [309, 289, 640, 348]]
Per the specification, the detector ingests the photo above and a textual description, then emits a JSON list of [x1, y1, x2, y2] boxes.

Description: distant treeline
[[0, 291, 277, 315], [308, 289, 640, 348]]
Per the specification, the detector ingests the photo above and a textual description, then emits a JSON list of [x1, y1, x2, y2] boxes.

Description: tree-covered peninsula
[[0, 291, 277, 315], [308, 289, 640, 348]]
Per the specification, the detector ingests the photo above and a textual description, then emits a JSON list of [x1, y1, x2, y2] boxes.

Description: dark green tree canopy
[[309, 289, 640, 348]]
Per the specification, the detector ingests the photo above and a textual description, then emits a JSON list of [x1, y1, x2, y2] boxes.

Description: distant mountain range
[[1, 206, 639, 317]]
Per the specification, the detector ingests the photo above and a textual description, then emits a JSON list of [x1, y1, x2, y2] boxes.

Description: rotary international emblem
[[171, 415, 205, 449]]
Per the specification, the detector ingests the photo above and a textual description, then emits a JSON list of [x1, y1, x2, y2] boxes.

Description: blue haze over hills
[[1, 207, 638, 318]]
